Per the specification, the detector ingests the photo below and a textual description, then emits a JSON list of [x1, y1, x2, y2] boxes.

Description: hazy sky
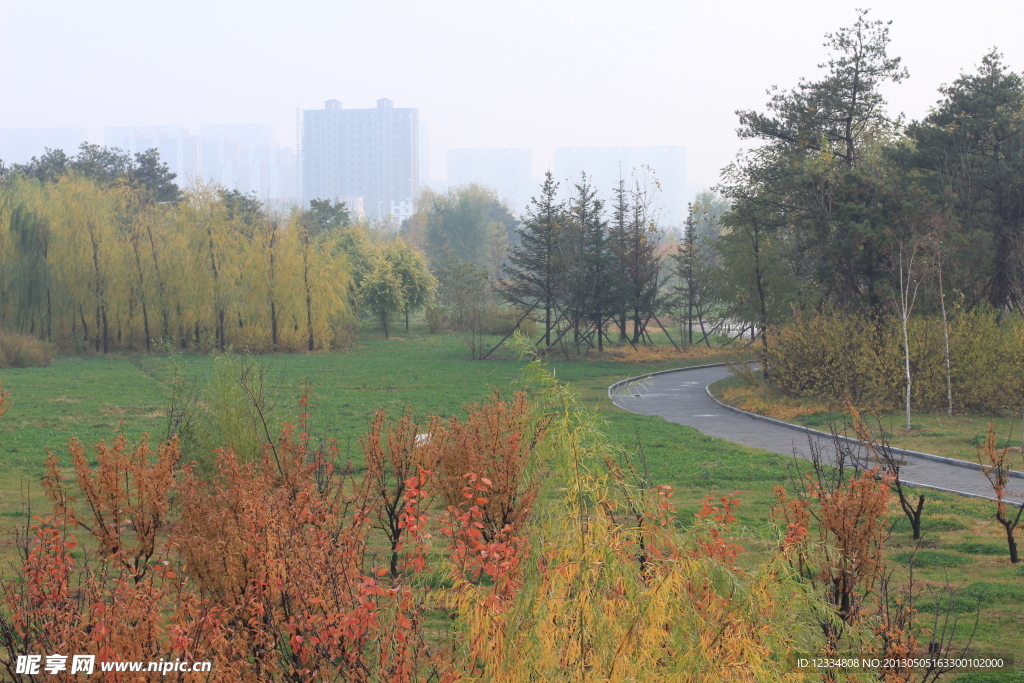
[[2, 0, 1022, 188]]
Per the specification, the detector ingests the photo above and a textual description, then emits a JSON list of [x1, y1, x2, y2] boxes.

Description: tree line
[[707, 10, 1024, 341], [497, 169, 669, 357], [660, 10, 1024, 423], [0, 144, 440, 352], [3, 143, 693, 356]]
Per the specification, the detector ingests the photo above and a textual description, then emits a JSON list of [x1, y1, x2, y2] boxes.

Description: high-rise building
[[103, 124, 298, 209], [301, 98, 419, 221], [104, 126, 198, 183], [201, 124, 282, 203], [447, 148, 533, 212], [418, 120, 431, 185], [553, 146, 687, 227], [0, 127, 88, 164]]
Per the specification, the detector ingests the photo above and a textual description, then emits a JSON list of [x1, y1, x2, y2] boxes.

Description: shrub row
[[0, 330, 53, 367], [764, 310, 1024, 414]]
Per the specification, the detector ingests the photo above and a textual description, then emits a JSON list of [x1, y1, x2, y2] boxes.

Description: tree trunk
[[902, 312, 912, 431], [131, 238, 151, 352], [938, 260, 953, 416], [268, 228, 279, 352], [303, 233, 315, 351], [144, 223, 170, 339]]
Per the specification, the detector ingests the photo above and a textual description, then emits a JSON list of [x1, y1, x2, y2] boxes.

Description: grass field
[[1, 325, 1022, 665]]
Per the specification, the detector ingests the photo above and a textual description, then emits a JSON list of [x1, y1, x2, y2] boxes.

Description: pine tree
[[621, 169, 663, 344], [607, 176, 631, 342], [560, 173, 609, 353], [906, 49, 1024, 314], [500, 172, 564, 347]]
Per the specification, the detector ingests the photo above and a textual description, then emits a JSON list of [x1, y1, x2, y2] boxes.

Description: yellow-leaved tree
[[0, 172, 354, 353], [441, 340, 823, 682]]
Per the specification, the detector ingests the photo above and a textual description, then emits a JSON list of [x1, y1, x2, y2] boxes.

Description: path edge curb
[[703, 383, 1024, 480], [606, 362, 729, 401], [607, 363, 1024, 481]]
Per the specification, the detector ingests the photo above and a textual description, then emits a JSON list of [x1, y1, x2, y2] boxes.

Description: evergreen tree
[[671, 200, 723, 346], [128, 149, 181, 204], [306, 198, 351, 237], [500, 172, 564, 346], [736, 9, 907, 168], [607, 176, 631, 342], [904, 49, 1024, 314], [619, 169, 663, 344], [724, 9, 909, 316], [561, 173, 610, 352]]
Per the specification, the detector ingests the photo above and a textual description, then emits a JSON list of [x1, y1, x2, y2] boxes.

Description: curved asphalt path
[[609, 364, 1024, 502]]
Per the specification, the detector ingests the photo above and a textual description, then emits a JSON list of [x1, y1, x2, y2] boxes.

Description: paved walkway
[[609, 364, 1024, 502]]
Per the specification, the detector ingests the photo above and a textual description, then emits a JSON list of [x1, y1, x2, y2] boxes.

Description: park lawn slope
[[1, 330, 1022, 658]]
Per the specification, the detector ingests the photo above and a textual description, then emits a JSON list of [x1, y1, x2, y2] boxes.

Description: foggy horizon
[[3, 0, 1023, 189]]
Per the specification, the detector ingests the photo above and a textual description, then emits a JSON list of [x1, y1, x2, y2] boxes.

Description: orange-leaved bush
[[361, 407, 438, 579], [3, 434, 185, 683], [431, 390, 547, 545], [174, 421, 439, 682]]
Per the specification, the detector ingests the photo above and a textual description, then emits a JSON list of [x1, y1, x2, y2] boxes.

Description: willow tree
[[3, 204, 51, 339], [173, 186, 235, 350], [44, 176, 126, 353], [0, 169, 355, 353], [384, 238, 435, 331], [359, 258, 406, 338]]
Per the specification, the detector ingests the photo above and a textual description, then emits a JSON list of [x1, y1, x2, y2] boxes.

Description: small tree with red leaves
[[361, 408, 437, 578], [431, 390, 547, 546], [978, 423, 1024, 564]]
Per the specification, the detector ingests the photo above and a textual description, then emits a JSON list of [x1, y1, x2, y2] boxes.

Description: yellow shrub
[[764, 310, 1024, 414], [0, 330, 55, 368]]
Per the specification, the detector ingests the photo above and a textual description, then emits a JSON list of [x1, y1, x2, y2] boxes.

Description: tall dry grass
[[0, 330, 54, 368]]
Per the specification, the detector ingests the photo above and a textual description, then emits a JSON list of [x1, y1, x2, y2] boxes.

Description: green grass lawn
[[0, 326, 737, 516], [2, 324, 1022, 663]]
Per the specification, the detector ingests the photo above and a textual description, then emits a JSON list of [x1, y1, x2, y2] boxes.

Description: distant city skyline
[[447, 148, 533, 212], [4, 1, 1020, 194], [0, 127, 88, 165], [1, 122, 703, 222]]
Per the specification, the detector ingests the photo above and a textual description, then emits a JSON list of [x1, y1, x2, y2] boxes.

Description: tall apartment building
[[200, 124, 298, 208], [0, 127, 87, 164], [301, 98, 419, 221], [553, 146, 688, 227], [104, 124, 299, 209], [447, 148, 533, 212], [104, 126, 198, 183]]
